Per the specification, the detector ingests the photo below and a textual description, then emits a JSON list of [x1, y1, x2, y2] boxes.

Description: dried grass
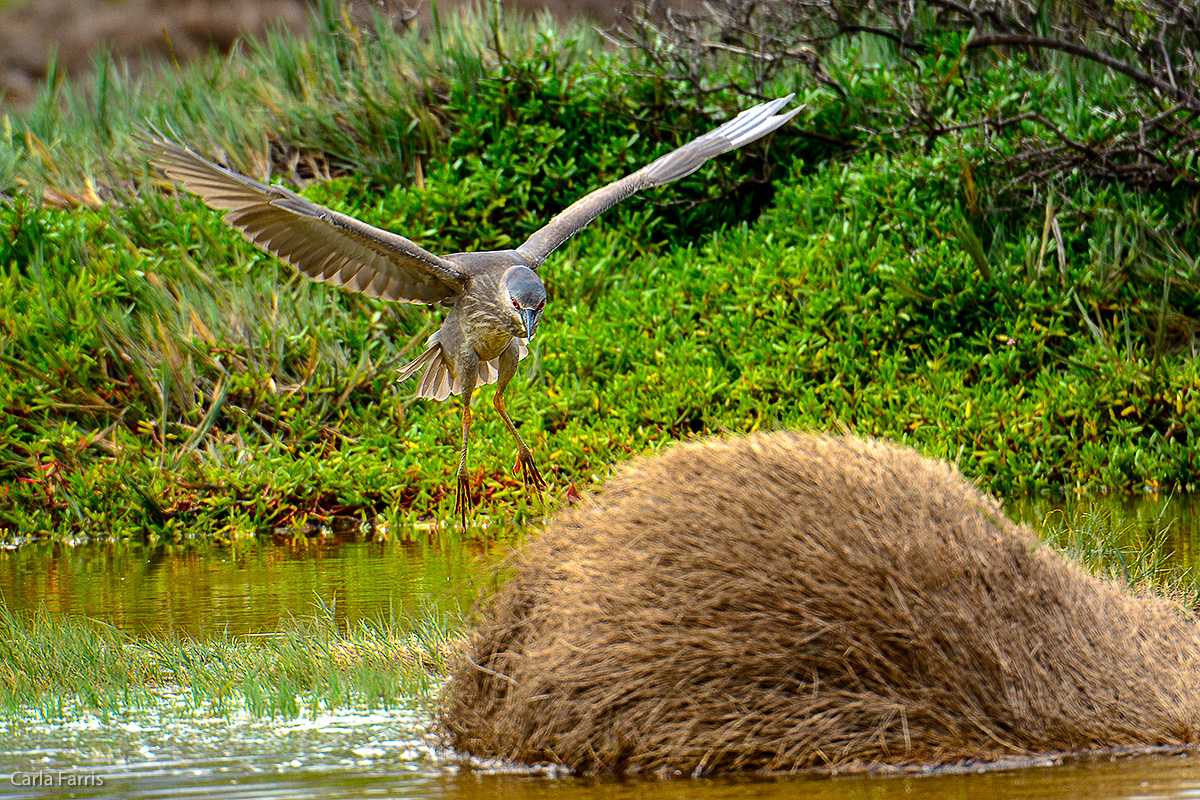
[[439, 432, 1200, 774]]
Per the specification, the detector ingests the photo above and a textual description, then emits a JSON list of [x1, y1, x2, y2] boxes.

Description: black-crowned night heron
[[142, 95, 799, 525]]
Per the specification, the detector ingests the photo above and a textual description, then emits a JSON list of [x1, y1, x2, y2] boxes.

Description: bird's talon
[[455, 472, 472, 528], [517, 453, 547, 506]]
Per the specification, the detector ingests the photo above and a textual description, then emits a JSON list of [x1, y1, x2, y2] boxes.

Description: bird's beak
[[520, 308, 542, 341]]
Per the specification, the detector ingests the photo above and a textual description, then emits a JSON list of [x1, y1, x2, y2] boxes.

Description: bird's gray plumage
[[140, 95, 799, 524]]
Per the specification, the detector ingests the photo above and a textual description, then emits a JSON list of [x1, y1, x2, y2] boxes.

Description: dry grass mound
[[440, 432, 1200, 775]]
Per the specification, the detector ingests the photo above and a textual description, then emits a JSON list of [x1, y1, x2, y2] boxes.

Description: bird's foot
[[515, 450, 547, 508], [455, 470, 472, 529]]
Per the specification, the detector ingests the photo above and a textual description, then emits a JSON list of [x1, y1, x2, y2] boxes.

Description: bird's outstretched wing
[[516, 95, 800, 269], [140, 134, 468, 305]]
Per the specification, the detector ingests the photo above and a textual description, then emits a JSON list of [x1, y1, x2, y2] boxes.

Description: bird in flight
[[142, 95, 800, 526]]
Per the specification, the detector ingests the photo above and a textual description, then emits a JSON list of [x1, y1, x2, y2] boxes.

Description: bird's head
[[502, 266, 547, 341]]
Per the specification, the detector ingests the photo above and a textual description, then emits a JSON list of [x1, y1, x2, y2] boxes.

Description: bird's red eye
[[537, 301, 545, 311], [513, 299, 519, 308]]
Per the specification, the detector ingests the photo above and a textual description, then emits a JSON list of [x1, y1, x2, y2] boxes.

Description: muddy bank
[[0, 0, 637, 106], [0, 0, 310, 105]]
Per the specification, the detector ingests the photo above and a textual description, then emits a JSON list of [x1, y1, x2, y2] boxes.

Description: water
[[2, 715, 1200, 800], [0, 496, 1197, 799], [1008, 492, 1200, 552], [0, 700, 437, 800], [2, 495, 1195, 638], [0, 523, 515, 637]]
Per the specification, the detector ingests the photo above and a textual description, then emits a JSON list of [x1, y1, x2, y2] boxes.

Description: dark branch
[[967, 33, 1200, 109]]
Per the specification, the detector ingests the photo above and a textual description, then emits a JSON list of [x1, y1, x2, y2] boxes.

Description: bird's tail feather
[[397, 344, 448, 401], [398, 337, 530, 402]]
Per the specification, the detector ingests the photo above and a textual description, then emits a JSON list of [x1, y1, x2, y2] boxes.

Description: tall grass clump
[[442, 432, 1200, 774], [0, 600, 460, 720]]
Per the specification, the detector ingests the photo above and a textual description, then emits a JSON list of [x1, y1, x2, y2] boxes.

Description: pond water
[[0, 522, 515, 638], [2, 713, 1199, 800], [0, 494, 1197, 799]]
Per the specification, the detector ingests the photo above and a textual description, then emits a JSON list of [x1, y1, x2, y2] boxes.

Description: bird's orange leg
[[494, 385, 545, 507], [454, 402, 474, 529]]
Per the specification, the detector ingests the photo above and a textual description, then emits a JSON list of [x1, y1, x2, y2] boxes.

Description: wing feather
[[516, 95, 800, 267], [140, 133, 468, 305]]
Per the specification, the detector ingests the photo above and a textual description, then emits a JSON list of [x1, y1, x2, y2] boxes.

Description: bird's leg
[[454, 366, 479, 529], [494, 386, 545, 502], [495, 344, 545, 505], [454, 400, 474, 529]]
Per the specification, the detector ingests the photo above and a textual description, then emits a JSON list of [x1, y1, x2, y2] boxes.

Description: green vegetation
[[1, 0, 1196, 539], [0, 600, 457, 720], [1037, 501, 1200, 605]]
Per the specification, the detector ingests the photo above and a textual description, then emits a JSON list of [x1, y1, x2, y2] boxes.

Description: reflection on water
[[0, 524, 516, 637], [0, 495, 1193, 640], [460, 757, 1200, 800], [1008, 492, 1200, 546], [1007, 493, 1200, 581]]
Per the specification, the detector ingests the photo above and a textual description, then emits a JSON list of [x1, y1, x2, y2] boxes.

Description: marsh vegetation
[[1, 0, 1196, 539]]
